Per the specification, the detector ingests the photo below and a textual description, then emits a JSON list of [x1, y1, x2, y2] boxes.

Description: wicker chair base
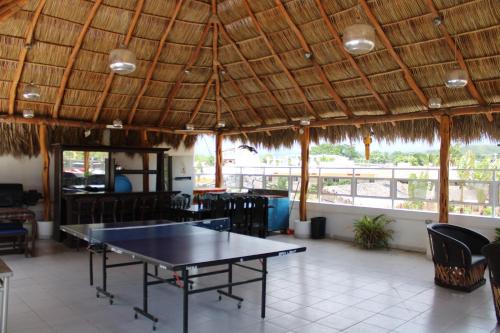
[[434, 262, 487, 292], [490, 283, 500, 322]]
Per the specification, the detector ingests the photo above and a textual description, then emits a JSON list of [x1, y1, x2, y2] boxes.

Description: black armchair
[[482, 243, 500, 321], [427, 223, 489, 292]]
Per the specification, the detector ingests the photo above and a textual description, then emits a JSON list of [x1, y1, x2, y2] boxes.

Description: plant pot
[[37, 221, 53, 240], [294, 220, 311, 239]]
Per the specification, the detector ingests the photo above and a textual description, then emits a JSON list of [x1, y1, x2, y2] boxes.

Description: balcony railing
[[195, 166, 500, 218]]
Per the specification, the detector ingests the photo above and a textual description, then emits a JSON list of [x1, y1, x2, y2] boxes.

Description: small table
[[0, 259, 12, 333], [0, 208, 37, 256]]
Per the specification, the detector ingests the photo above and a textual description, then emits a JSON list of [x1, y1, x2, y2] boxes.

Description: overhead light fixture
[[220, 69, 226, 75], [216, 120, 226, 128], [300, 117, 310, 126], [84, 129, 92, 137], [22, 109, 34, 119], [23, 83, 41, 100], [433, 15, 443, 26], [343, 23, 376, 55], [428, 97, 442, 109], [109, 47, 136, 75], [445, 67, 468, 88], [304, 52, 313, 60], [112, 118, 123, 129], [184, 69, 191, 75], [185, 123, 194, 131]]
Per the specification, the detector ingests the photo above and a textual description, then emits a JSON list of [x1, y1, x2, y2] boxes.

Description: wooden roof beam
[[92, 0, 145, 123], [8, 0, 46, 115], [52, 0, 103, 119], [187, 74, 215, 125], [424, 0, 492, 122], [242, 0, 321, 120], [128, 0, 184, 125], [275, 0, 355, 120], [212, 0, 222, 128], [0, 115, 214, 135], [218, 23, 291, 122], [314, 0, 391, 117], [0, 0, 26, 22], [158, 22, 212, 126], [223, 105, 499, 135], [359, 0, 438, 121]]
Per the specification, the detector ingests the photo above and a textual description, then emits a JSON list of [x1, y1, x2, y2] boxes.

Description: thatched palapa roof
[[0, 0, 499, 153]]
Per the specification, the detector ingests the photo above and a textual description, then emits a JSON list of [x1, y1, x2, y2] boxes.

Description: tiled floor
[[1, 236, 498, 333]]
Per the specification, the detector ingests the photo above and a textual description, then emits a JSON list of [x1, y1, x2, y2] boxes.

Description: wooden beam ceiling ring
[[274, 0, 355, 120], [243, 0, 321, 120], [358, 0, 440, 122], [52, 0, 103, 119], [93, 0, 145, 123], [424, 0, 491, 122], [127, 0, 184, 125], [218, 21, 291, 122], [8, 0, 46, 115], [158, 22, 212, 126]]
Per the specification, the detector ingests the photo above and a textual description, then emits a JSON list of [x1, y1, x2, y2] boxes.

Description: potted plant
[[353, 214, 394, 249]]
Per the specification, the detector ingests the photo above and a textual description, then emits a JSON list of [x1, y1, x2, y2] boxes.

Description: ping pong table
[[61, 218, 306, 332]]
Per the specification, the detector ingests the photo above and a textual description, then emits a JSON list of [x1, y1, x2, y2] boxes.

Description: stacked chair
[[427, 223, 489, 292]]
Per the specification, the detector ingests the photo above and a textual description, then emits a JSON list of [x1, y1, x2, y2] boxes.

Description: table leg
[[183, 269, 189, 333], [96, 246, 114, 304], [89, 251, 94, 286], [1, 276, 10, 333], [261, 258, 267, 318]]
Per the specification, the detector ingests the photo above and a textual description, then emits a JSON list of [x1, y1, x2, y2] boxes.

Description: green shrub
[[495, 228, 500, 242], [353, 214, 394, 249]]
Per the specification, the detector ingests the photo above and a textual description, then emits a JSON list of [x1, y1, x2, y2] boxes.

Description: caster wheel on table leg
[[218, 295, 222, 301], [237, 302, 242, 309], [109, 299, 113, 305], [134, 313, 138, 319], [152, 325, 156, 331], [96, 293, 100, 298]]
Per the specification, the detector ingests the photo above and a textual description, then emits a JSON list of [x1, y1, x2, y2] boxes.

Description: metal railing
[[195, 166, 500, 217]]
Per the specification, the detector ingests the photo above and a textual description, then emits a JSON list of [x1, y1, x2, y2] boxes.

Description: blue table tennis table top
[[61, 219, 306, 271]]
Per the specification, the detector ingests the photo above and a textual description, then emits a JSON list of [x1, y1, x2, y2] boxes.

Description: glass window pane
[[195, 174, 214, 188], [396, 180, 436, 200], [223, 175, 240, 190], [265, 176, 288, 191], [321, 178, 351, 196], [243, 175, 263, 189], [356, 179, 391, 197], [449, 182, 490, 204]]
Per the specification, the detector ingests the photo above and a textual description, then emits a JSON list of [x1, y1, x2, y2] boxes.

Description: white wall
[[290, 201, 499, 253], [0, 154, 54, 220]]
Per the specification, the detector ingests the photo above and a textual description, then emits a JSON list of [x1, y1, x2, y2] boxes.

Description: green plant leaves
[[353, 214, 394, 249]]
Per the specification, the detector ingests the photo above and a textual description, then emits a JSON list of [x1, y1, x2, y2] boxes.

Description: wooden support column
[[439, 115, 451, 223], [39, 124, 50, 221], [141, 130, 149, 192], [299, 127, 310, 221], [83, 151, 89, 174], [215, 132, 223, 188]]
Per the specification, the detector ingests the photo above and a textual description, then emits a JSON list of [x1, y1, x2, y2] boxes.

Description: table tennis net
[[87, 218, 230, 244]]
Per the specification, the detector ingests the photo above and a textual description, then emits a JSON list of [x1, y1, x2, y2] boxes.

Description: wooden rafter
[[92, 0, 145, 123], [187, 74, 215, 124], [212, 0, 222, 127], [158, 22, 212, 126], [314, 0, 391, 116], [8, 0, 46, 115], [0, 0, 26, 22], [424, 0, 493, 122], [359, 0, 432, 112], [242, 0, 321, 120], [275, 0, 355, 119], [127, 0, 184, 125], [223, 105, 499, 135], [52, 0, 103, 119], [222, 71, 264, 124], [218, 22, 291, 122]]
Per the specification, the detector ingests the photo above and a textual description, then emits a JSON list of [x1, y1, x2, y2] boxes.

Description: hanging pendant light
[[109, 46, 136, 75], [112, 118, 123, 129], [299, 117, 310, 126], [428, 97, 442, 109], [23, 83, 41, 100], [22, 109, 34, 119], [445, 67, 468, 88], [216, 120, 226, 128], [343, 23, 376, 55], [185, 124, 194, 131]]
